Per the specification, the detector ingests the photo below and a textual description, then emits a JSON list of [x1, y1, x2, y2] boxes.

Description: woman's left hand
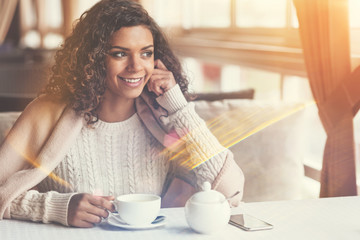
[[147, 59, 176, 96]]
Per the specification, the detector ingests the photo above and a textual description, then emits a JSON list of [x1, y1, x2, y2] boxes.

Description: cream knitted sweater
[[9, 85, 226, 226]]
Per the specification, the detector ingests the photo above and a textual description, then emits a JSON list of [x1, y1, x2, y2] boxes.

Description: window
[[349, 0, 360, 57], [143, 0, 360, 195], [184, 0, 231, 28], [19, 0, 64, 49], [18, 0, 101, 49], [236, 0, 288, 28]]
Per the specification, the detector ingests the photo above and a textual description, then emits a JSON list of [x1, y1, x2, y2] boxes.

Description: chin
[[126, 89, 145, 99]]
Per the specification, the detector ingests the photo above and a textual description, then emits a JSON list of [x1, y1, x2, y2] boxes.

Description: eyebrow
[[109, 45, 154, 51]]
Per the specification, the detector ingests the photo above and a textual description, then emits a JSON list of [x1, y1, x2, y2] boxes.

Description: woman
[[0, 0, 244, 228]]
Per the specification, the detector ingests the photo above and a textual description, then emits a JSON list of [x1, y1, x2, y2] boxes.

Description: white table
[[1, 196, 359, 240]]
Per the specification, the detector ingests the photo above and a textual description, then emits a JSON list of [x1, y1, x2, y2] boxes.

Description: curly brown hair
[[43, 0, 189, 124]]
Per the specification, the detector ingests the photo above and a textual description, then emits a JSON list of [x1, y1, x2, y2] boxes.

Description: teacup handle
[[106, 201, 117, 218], [109, 200, 116, 212], [107, 201, 128, 224]]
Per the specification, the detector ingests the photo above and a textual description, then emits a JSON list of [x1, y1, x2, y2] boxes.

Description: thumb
[[101, 195, 115, 201]]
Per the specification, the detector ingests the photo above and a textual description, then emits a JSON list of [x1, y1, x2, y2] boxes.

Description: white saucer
[[107, 215, 166, 230]]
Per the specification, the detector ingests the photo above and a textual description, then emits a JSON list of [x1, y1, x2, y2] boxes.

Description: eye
[[109, 51, 127, 58], [141, 51, 153, 58]]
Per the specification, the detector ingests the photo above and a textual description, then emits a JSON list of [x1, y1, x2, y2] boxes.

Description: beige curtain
[[293, 0, 359, 197], [0, 0, 19, 44]]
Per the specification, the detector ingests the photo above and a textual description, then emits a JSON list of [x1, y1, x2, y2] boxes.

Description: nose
[[126, 55, 143, 73]]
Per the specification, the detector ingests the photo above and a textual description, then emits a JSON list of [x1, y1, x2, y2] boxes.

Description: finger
[[150, 74, 171, 82], [74, 215, 99, 228], [94, 207, 109, 218], [151, 68, 170, 76], [147, 78, 158, 96], [150, 75, 176, 93], [101, 195, 115, 201], [88, 195, 114, 214], [70, 219, 95, 228], [74, 206, 104, 224], [85, 204, 110, 219], [83, 212, 103, 224], [68, 210, 96, 228], [154, 85, 165, 96], [148, 78, 166, 96], [77, 220, 95, 228], [148, 85, 164, 96], [155, 59, 168, 70], [152, 68, 176, 82], [147, 80, 156, 95], [101, 196, 116, 212], [73, 214, 99, 228], [147, 83, 153, 94]]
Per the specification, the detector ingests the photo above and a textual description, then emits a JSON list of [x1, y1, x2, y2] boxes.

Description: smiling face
[[104, 25, 154, 102]]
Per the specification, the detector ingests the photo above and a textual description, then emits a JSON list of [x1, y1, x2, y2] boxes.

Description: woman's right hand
[[67, 193, 115, 228]]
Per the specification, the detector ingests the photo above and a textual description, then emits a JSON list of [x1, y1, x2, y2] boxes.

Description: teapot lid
[[190, 182, 226, 204]]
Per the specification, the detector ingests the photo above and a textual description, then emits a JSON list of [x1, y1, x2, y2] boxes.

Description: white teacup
[[113, 193, 161, 226]]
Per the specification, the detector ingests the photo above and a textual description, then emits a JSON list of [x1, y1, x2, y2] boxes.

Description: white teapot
[[184, 182, 230, 234]]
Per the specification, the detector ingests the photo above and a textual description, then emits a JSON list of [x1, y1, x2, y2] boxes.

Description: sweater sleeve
[[156, 85, 228, 189], [10, 190, 76, 226]]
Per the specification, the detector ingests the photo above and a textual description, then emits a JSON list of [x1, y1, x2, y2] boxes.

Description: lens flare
[[7, 140, 72, 189], [3, 101, 313, 187], [160, 101, 314, 170]]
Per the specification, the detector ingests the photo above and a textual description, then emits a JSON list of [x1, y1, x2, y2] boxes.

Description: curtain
[[0, 0, 19, 45], [293, 0, 359, 197]]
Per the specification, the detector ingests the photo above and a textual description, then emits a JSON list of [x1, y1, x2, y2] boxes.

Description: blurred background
[[1, 0, 360, 198]]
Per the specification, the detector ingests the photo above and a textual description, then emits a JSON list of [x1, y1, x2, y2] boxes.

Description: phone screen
[[229, 214, 273, 231]]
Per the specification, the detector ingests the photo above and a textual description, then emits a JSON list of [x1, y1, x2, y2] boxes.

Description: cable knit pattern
[[9, 84, 228, 225], [127, 130, 136, 194], [157, 85, 227, 188], [146, 131, 155, 193], [170, 106, 226, 167], [10, 114, 169, 225], [10, 190, 75, 226], [84, 129, 95, 194], [105, 133, 115, 196]]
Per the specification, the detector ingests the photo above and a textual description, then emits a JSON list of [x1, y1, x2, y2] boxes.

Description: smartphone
[[229, 214, 273, 231]]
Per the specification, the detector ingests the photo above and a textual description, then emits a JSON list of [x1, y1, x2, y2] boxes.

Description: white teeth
[[122, 77, 142, 83]]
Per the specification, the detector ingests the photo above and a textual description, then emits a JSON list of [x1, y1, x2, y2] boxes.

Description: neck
[[97, 97, 136, 122]]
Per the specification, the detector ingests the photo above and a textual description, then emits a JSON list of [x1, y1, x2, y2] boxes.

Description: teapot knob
[[202, 181, 211, 191]]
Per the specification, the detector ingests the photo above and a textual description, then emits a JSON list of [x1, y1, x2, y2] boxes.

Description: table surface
[[1, 196, 359, 240]]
